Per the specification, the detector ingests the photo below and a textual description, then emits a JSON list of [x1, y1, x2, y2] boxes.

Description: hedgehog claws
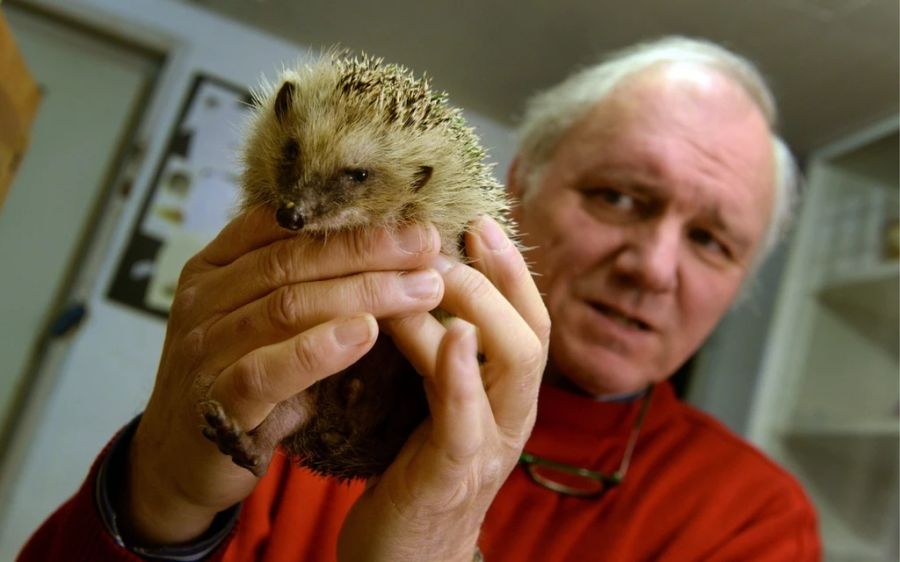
[[199, 399, 272, 477]]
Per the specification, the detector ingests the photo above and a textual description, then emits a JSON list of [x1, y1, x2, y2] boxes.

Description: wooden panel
[[0, 10, 42, 208]]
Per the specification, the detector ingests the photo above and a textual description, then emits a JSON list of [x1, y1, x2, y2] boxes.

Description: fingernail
[[479, 217, 510, 251], [335, 315, 375, 346], [401, 269, 441, 299], [430, 254, 456, 274], [396, 226, 433, 254]]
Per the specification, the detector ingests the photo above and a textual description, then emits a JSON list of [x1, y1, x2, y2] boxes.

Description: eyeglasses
[[519, 385, 655, 498]]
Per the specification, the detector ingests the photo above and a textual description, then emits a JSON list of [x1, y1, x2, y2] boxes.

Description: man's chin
[[546, 347, 653, 398]]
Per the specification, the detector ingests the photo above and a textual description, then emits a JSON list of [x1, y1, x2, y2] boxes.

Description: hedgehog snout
[[276, 205, 305, 230]]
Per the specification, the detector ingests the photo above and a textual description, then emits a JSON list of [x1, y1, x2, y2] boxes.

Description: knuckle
[[515, 336, 547, 375], [183, 252, 205, 279], [480, 457, 507, 489], [230, 356, 267, 403], [457, 268, 494, 301], [262, 241, 294, 285], [440, 479, 475, 511], [356, 272, 388, 310], [291, 334, 321, 375], [170, 285, 198, 319], [267, 286, 301, 334], [178, 258, 198, 285], [181, 327, 206, 365]]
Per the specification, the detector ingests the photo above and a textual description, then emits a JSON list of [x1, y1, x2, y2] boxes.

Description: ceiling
[[182, 0, 898, 157]]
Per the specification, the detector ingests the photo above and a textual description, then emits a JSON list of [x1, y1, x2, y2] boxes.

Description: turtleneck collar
[[524, 381, 678, 468]]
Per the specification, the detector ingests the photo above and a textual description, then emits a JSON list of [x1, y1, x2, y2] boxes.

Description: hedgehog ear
[[412, 166, 433, 192], [274, 81, 296, 124]]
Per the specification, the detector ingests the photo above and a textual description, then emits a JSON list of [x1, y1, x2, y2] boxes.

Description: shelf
[[753, 129, 900, 562], [825, 546, 887, 562], [778, 432, 898, 562], [819, 261, 900, 293], [783, 419, 899, 437], [817, 265, 899, 358], [816, 486, 891, 562]]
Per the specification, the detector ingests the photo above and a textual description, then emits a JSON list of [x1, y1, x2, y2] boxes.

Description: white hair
[[516, 36, 799, 267]]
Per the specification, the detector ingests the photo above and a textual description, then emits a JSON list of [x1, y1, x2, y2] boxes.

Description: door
[[0, 4, 160, 557]]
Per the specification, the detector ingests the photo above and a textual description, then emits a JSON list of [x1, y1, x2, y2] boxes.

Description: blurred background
[[0, 0, 897, 559]]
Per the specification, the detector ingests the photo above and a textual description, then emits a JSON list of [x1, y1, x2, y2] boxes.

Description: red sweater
[[19, 382, 821, 561]]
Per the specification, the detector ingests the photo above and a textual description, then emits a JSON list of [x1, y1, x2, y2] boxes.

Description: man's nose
[[614, 221, 679, 292]]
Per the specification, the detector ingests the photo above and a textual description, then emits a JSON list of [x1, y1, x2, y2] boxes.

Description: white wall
[[686, 243, 789, 435], [0, 1, 516, 557], [0, 5, 157, 445]]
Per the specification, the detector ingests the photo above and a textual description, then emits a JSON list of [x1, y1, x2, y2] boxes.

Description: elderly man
[[21, 37, 819, 561]]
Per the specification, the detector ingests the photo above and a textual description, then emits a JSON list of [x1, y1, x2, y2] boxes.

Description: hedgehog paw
[[199, 399, 271, 477]]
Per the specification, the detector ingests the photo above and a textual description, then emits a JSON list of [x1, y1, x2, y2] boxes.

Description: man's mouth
[[589, 302, 651, 331]]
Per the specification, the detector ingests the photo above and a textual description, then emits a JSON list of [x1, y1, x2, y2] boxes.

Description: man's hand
[[119, 207, 443, 545], [338, 216, 551, 562]]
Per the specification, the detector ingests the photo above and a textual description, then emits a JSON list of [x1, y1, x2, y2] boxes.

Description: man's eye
[[689, 228, 729, 255], [586, 188, 635, 211]]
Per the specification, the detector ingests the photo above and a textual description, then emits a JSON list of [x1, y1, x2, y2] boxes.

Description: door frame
[[0, 0, 170, 531]]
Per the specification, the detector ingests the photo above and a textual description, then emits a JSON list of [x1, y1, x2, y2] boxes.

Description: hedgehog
[[198, 53, 517, 480]]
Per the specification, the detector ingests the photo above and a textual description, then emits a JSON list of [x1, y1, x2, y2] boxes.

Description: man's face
[[511, 65, 776, 396]]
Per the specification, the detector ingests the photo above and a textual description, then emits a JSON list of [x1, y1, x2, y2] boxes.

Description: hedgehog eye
[[345, 168, 369, 183], [283, 139, 300, 161]]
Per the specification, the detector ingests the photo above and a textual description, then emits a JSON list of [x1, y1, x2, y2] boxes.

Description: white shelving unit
[[749, 122, 899, 562]]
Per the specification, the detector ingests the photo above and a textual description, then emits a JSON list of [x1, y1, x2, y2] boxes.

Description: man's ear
[[507, 155, 524, 200], [506, 155, 527, 225]]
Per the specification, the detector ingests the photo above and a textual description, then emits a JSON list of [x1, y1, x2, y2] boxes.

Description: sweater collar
[[525, 381, 677, 466]]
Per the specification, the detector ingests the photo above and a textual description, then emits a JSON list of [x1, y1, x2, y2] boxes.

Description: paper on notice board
[[183, 82, 246, 176], [183, 171, 241, 235], [145, 229, 211, 311]]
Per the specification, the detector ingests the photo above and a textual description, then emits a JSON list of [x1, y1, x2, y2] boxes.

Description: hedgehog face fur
[[200, 54, 516, 480], [240, 55, 513, 255]]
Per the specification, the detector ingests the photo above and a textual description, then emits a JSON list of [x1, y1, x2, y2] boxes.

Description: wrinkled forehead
[[591, 64, 771, 149], [565, 66, 773, 195], [540, 64, 777, 251]]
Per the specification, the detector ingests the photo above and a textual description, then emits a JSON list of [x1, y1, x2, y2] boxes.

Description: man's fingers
[[433, 218, 548, 434], [202, 270, 443, 374], [468, 216, 551, 353], [428, 320, 488, 463], [209, 314, 378, 431], [191, 224, 440, 315], [382, 312, 447, 379], [436, 257, 543, 382]]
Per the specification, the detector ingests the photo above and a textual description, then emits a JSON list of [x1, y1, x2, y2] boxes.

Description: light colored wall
[[0, 3, 157, 450], [0, 0, 516, 557], [686, 243, 789, 435]]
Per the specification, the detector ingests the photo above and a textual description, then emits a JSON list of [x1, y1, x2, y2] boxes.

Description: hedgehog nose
[[276, 206, 304, 230]]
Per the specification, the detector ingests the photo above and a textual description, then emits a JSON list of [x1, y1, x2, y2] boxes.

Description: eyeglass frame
[[518, 384, 655, 498]]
